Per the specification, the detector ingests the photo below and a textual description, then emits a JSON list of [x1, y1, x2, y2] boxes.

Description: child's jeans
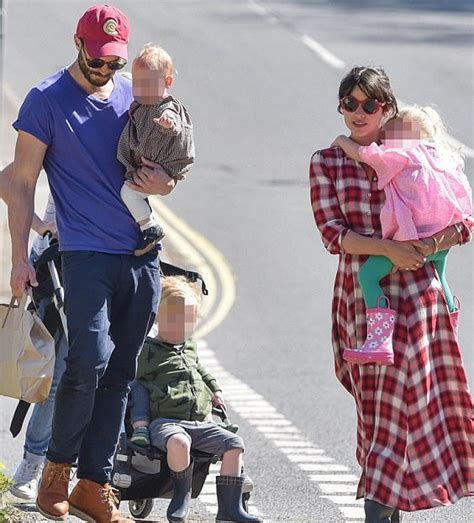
[[130, 381, 151, 425], [24, 308, 68, 457]]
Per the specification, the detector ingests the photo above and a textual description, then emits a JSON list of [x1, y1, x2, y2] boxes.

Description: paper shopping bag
[[0, 292, 55, 403]]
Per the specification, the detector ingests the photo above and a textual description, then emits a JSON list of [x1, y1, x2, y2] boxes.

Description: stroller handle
[[212, 405, 239, 434]]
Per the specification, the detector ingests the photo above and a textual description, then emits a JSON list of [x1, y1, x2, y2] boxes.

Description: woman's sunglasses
[[339, 96, 384, 115], [80, 41, 127, 71]]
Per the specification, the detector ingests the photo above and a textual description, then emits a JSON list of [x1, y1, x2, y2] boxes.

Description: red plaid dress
[[310, 146, 473, 511]]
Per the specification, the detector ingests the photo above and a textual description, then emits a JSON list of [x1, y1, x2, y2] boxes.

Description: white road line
[[198, 463, 265, 518], [340, 506, 366, 519], [310, 474, 360, 482], [318, 483, 359, 494], [197, 341, 364, 521], [246, 1, 474, 159], [300, 34, 346, 69], [286, 455, 335, 463]]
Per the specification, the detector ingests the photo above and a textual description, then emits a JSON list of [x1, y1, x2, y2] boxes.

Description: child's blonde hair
[[398, 104, 462, 161], [160, 276, 202, 308], [133, 43, 174, 77]]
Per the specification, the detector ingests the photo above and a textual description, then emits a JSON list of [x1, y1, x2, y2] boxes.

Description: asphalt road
[[1, 1, 473, 522]]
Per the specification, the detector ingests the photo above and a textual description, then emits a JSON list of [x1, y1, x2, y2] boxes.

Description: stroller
[[9, 237, 254, 519], [9, 234, 66, 438], [110, 264, 255, 520], [112, 406, 254, 519], [9, 241, 208, 437]]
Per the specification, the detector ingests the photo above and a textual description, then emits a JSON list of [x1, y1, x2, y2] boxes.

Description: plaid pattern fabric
[[310, 146, 473, 511], [117, 95, 194, 181]]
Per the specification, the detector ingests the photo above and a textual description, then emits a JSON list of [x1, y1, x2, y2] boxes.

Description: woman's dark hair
[[337, 66, 398, 118]]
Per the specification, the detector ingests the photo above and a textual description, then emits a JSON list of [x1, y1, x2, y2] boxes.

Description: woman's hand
[[125, 157, 176, 195], [384, 240, 427, 272], [406, 238, 433, 257]]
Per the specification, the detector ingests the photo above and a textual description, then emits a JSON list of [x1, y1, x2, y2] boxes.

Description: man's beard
[[78, 50, 113, 87]]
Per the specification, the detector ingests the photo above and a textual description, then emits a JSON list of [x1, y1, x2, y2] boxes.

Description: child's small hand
[[154, 114, 177, 132], [212, 391, 226, 410], [39, 221, 58, 239], [331, 135, 345, 148]]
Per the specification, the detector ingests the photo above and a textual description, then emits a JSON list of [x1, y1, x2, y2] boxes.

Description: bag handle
[[1, 292, 29, 328]]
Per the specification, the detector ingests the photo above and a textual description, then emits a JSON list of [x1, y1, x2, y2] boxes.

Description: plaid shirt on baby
[[117, 95, 195, 181]]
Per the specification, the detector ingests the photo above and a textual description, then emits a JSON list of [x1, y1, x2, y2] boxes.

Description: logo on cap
[[103, 19, 118, 36]]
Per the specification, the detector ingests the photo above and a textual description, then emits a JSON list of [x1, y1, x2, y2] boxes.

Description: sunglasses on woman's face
[[81, 41, 127, 71], [340, 96, 384, 115]]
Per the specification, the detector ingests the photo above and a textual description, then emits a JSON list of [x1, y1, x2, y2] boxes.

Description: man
[[8, 5, 172, 521]]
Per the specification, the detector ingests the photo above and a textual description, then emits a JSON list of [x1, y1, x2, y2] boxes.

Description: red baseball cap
[[76, 4, 130, 61]]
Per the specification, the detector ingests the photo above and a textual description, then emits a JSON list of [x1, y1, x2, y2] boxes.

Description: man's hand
[[125, 157, 176, 195], [212, 391, 226, 410], [10, 260, 38, 298]]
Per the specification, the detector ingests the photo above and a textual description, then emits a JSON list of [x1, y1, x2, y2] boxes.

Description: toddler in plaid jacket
[[117, 44, 195, 256]]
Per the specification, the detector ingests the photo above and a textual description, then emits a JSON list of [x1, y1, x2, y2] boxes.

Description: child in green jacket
[[129, 275, 261, 523]]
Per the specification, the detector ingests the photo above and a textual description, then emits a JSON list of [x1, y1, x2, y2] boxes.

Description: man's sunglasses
[[80, 41, 127, 71], [339, 96, 384, 115]]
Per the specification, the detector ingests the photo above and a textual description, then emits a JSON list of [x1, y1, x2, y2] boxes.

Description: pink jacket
[[359, 141, 472, 240]]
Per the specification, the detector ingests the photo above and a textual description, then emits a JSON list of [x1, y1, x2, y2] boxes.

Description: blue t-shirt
[[13, 69, 140, 254]]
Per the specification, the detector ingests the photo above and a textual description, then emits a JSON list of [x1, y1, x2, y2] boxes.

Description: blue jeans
[[46, 251, 160, 484], [24, 323, 68, 456], [129, 381, 151, 425]]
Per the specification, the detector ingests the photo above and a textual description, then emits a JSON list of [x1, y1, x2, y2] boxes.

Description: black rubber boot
[[391, 508, 402, 522], [216, 476, 262, 522], [365, 499, 398, 523], [167, 461, 193, 522]]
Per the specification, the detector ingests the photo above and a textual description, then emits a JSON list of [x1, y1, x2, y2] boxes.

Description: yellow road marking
[[152, 199, 236, 339]]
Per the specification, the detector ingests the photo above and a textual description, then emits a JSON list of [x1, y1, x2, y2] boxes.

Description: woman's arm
[[407, 221, 472, 258], [342, 231, 426, 270]]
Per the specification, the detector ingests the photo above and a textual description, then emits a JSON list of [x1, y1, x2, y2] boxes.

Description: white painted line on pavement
[[300, 463, 351, 472], [197, 340, 364, 521], [245, 1, 474, 159], [310, 474, 360, 482], [319, 483, 359, 494], [277, 447, 326, 454], [300, 34, 346, 70], [199, 463, 264, 518], [340, 506, 366, 519], [286, 454, 335, 463]]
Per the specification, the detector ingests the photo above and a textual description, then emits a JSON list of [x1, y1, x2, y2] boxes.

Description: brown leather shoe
[[69, 479, 133, 523], [36, 461, 71, 521]]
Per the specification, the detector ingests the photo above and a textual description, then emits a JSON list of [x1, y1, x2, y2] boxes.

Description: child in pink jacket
[[332, 105, 472, 365]]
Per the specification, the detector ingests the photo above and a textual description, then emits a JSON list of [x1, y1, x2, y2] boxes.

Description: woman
[[309, 66, 473, 522]]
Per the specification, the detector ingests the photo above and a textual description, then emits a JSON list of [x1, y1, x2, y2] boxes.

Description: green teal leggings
[[358, 250, 454, 311]]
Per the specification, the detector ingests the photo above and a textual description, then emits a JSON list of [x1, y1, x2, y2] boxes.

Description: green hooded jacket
[[136, 338, 221, 422]]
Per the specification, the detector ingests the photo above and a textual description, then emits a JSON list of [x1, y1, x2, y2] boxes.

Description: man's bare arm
[[9, 131, 48, 296], [0, 161, 50, 235]]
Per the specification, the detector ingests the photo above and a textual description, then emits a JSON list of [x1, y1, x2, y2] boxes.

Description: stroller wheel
[[128, 498, 154, 519]]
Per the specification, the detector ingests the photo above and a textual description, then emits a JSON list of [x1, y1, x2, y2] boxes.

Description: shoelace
[[99, 484, 120, 513], [46, 464, 71, 484], [17, 461, 42, 482]]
